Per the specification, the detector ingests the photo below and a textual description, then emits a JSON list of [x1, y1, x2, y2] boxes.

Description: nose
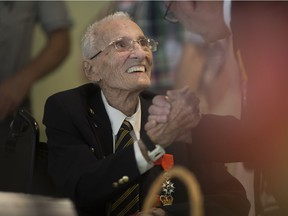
[[129, 42, 149, 60]]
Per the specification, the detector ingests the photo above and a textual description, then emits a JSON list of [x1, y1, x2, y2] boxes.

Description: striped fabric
[[111, 120, 139, 216]]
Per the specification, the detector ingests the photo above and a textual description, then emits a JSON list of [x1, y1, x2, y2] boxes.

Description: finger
[[179, 85, 191, 95], [148, 104, 170, 116], [152, 95, 171, 108], [166, 86, 189, 100], [185, 91, 199, 105], [166, 90, 179, 101], [148, 114, 168, 124], [145, 119, 157, 131]]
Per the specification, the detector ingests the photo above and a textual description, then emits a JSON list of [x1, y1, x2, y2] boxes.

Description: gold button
[[118, 178, 124, 184], [112, 182, 118, 188], [122, 176, 129, 183]]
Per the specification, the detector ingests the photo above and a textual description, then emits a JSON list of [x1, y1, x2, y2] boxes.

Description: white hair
[[81, 11, 131, 60]]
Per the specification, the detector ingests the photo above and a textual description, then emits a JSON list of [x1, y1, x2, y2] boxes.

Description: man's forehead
[[101, 19, 144, 41]]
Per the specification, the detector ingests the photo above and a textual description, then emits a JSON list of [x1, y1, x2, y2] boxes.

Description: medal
[[154, 154, 175, 206]]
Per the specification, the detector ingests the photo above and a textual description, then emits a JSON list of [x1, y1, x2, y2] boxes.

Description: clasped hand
[[145, 86, 201, 147]]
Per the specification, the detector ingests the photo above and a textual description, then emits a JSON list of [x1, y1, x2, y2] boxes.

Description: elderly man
[[43, 12, 249, 216], [148, 1, 288, 215]]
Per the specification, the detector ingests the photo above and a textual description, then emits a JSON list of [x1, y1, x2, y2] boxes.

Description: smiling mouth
[[127, 65, 146, 73]]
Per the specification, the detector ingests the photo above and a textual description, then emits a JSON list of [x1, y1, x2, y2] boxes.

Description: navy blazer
[[43, 83, 249, 216]]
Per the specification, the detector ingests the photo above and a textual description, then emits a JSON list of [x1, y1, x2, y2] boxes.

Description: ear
[[82, 60, 101, 82]]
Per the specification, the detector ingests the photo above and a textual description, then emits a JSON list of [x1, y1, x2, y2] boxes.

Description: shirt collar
[[223, 0, 231, 31], [101, 90, 141, 139]]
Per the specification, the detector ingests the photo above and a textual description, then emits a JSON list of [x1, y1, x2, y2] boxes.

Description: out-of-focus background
[[31, 1, 106, 141]]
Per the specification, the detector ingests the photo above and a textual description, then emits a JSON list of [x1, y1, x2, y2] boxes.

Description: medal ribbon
[[154, 154, 174, 171]]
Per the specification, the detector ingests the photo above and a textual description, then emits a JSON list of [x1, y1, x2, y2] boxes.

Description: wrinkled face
[[87, 19, 153, 94]]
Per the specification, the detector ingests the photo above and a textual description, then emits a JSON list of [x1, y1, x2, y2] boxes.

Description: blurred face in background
[[165, 1, 230, 42]]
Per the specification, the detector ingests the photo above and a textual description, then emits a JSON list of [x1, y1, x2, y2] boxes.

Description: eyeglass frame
[[89, 37, 158, 60], [163, 1, 178, 23]]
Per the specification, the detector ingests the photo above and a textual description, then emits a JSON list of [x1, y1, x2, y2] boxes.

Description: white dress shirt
[[223, 0, 232, 31], [101, 91, 153, 174]]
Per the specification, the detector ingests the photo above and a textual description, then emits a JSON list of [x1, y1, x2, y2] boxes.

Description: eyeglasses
[[90, 37, 159, 60], [163, 1, 178, 23]]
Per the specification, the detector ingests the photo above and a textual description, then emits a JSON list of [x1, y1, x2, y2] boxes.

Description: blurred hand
[[145, 86, 201, 147], [0, 75, 30, 121], [147, 95, 171, 124]]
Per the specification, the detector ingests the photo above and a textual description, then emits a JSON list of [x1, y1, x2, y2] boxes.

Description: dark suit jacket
[[43, 83, 249, 216]]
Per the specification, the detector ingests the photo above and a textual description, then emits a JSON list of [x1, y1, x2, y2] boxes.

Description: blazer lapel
[[86, 84, 113, 158]]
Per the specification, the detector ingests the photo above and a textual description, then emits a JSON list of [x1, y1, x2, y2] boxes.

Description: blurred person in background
[[0, 1, 72, 156], [176, 34, 260, 216], [148, 1, 288, 215]]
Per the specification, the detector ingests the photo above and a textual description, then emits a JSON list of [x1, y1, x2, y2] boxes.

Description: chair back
[[0, 109, 38, 193]]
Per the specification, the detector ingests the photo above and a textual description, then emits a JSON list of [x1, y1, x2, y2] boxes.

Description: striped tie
[[115, 120, 134, 151], [111, 120, 139, 216]]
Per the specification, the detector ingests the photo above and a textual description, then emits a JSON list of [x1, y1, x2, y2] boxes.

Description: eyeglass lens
[[114, 37, 157, 52], [164, 1, 178, 23]]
